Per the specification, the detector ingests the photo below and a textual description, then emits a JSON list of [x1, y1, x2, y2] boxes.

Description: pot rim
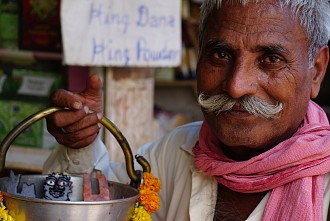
[[1, 191, 139, 205]]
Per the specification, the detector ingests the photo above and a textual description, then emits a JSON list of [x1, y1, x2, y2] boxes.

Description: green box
[[8, 100, 44, 147], [11, 68, 64, 102], [0, 0, 19, 49], [1, 100, 57, 149], [0, 100, 11, 144], [0, 68, 60, 149], [0, 68, 11, 96]]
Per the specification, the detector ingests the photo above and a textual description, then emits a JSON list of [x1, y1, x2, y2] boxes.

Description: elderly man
[[44, 0, 330, 220]]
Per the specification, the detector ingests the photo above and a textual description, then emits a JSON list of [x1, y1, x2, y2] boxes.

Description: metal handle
[[0, 107, 150, 185]]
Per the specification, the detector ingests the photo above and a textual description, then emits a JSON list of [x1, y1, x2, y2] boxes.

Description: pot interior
[[0, 172, 139, 203]]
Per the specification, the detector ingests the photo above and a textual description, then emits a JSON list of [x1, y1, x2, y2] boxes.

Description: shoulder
[[157, 121, 202, 151], [136, 121, 202, 163], [166, 121, 202, 145]]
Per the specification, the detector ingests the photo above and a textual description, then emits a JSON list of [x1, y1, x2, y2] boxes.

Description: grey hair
[[199, 0, 330, 66]]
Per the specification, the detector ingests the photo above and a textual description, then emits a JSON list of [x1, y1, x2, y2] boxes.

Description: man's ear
[[310, 45, 329, 98]]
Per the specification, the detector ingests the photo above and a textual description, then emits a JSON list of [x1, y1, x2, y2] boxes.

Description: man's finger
[[47, 107, 89, 128], [53, 125, 100, 149], [51, 89, 83, 110], [60, 112, 101, 133]]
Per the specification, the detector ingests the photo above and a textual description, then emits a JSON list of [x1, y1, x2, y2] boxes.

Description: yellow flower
[[0, 206, 14, 221], [0, 193, 14, 221], [131, 205, 151, 221]]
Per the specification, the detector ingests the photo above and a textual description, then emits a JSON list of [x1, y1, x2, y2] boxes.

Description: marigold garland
[[131, 205, 151, 221], [131, 172, 161, 221], [0, 192, 14, 221]]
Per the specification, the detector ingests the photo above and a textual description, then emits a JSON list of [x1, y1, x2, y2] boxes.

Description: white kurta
[[43, 121, 330, 220]]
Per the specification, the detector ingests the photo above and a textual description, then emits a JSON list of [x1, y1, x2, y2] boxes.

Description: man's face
[[197, 0, 314, 157]]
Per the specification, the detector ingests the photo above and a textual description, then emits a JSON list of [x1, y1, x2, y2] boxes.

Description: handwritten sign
[[61, 0, 181, 67]]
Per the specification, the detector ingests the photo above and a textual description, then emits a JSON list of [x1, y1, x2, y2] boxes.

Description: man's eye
[[207, 50, 231, 65], [212, 51, 229, 60], [260, 55, 282, 64]]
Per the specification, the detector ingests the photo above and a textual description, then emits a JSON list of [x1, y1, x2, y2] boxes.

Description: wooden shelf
[[0, 48, 62, 61]]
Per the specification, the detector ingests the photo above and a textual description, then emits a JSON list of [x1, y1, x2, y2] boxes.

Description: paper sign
[[61, 0, 182, 67]]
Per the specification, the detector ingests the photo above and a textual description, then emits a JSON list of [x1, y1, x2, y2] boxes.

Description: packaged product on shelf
[[0, 62, 65, 101], [9, 100, 43, 147], [0, 68, 11, 96], [0, 99, 57, 149], [11, 68, 64, 102], [0, 0, 19, 49], [0, 100, 11, 145], [19, 0, 62, 52]]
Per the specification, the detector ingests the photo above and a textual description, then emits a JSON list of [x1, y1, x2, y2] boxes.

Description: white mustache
[[197, 93, 283, 119]]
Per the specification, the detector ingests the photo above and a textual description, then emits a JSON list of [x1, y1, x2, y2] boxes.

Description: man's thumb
[[83, 74, 102, 97]]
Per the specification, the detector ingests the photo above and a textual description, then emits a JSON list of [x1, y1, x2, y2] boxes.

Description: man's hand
[[46, 75, 103, 149]]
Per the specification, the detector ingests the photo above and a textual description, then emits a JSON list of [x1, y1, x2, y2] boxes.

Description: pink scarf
[[192, 101, 330, 221]]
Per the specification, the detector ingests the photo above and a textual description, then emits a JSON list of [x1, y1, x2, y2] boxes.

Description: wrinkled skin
[[197, 0, 329, 161], [46, 75, 103, 148]]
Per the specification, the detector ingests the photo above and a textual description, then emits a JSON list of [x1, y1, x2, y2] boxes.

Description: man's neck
[[220, 145, 269, 161], [214, 183, 267, 221]]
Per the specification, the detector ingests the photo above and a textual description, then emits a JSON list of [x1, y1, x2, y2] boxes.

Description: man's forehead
[[217, 0, 288, 16], [205, 40, 290, 54], [202, 2, 308, 51], [208, 3, 300, 34]]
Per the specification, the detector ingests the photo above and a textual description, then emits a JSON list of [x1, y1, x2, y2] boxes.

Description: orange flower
[[138, 189, 160, 213], [131, 172, 161, 220], [135, 172, 161, 215], [139, 173, 161, 193]]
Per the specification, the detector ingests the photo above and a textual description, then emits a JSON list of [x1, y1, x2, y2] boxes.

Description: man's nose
[[222, 61, 258, 99]]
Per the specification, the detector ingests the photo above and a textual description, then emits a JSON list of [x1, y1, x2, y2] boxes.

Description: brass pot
[[0, 107, 150, 221]]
